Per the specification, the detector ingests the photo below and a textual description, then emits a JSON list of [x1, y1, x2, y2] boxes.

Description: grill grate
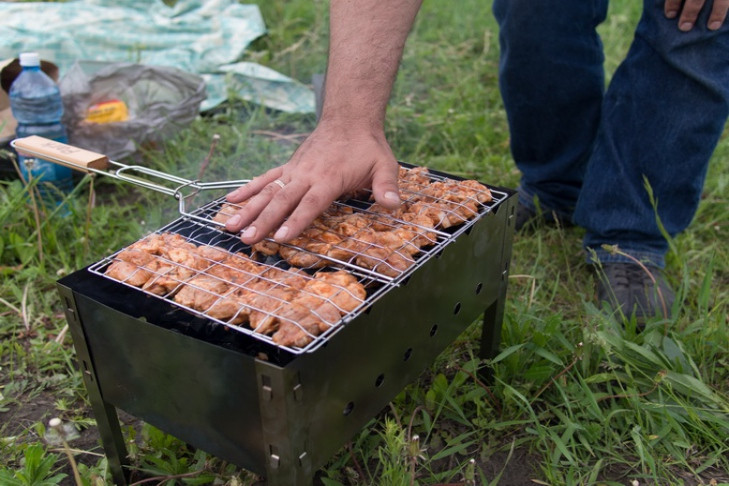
[[88, 166, 509, 353]]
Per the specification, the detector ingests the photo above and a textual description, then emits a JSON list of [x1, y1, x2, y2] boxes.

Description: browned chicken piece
[[421, 181, 486, 226], [398, 166, 432, 194], [141, 258, 185, 296], [223, 252, 266, 276], [399, 211, 438, 247], [252, 238, 280, 257], [356, 247, 415, 277], [212, 202, 246, 225], [106, 247, 163, 287], [351, 227, 421, 262], [247, 286, 298, 335], [325, 237, 367, 264], [407, 200, 451, 228], [366, 203, 410, 231], [279, 245, 330, 269], [127, 234, 166, 254], [458, 179, 492, 203], [303, 270, 366, 312], [426, 180, 488, 206], [116, 248, 155, 266], [129, 233, 196, 259], [174, 275, 230, 311], [105, 260, 152, 287], [327, 213, 371, 236], [399, 166, 431, 184], [272, 300, 341, 348], [208, 261, 260, 288], [277, 227, 339, 268], [205, 288, 250, 324], [197, 245, 229, 262], [167, 247, 208, 279], [260, 267, 309, 290], [152, 242, 236, 296]]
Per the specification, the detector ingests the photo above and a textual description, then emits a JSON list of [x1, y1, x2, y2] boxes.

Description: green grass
[[1, 0, 728, 484]]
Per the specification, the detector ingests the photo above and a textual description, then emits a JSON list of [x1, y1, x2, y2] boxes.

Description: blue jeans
[[493, 0, 729, 268]]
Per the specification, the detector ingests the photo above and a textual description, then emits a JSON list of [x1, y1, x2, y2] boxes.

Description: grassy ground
[[1, 0, 728, 485]]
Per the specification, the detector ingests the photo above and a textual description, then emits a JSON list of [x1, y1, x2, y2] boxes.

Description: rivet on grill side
[[261, 375, 273, 401], [293, 383, 304, 401], [343, 402, 354, 416]]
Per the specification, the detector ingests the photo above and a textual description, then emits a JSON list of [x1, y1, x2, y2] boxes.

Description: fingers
[[271, 186, 342, 242], [223, 178, 289, 235], [664, 0, 683, 20], [666, 0, 729, 31], [370, 160, 402, 209], [226, 167, 283, 204], [239, 180, 313, 244], [708, 0, 729, 30]]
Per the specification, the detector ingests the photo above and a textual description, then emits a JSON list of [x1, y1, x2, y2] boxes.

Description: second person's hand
[[665, 0, 729, 31]]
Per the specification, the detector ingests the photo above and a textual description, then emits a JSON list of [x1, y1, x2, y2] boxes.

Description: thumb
[[371, 163, 401, 209]]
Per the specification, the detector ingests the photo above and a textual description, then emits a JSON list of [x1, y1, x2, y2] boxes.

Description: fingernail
[[709, 21, 722, 30], [226, 189, 240, 200], [665, 10, 677, 19], [679, 22, 693, 31], [384, 191, 400, 203], [242, 226, 257, 240], [226, 214, 241, 228], [274, 225, 289, 241]]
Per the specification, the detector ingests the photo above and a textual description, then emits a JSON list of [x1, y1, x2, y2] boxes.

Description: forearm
[[321, 0, 423, 131]]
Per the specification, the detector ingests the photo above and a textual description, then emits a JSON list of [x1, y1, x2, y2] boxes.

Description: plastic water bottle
[[9, 52, 74, 205]]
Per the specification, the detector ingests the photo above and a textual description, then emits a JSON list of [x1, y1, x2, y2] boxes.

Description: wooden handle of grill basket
[[13, 135, 109, 173]]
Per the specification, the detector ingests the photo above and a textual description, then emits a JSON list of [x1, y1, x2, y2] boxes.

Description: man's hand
[[224, 122, 401, 244], [665, 0, 729, 31]]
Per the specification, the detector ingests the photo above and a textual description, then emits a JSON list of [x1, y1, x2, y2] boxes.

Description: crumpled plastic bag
[[59, 61, 206, 159]]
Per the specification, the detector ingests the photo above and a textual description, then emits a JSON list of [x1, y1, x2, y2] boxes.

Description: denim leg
[[492, 0, 609, 218], [576, 0, 729, 268]]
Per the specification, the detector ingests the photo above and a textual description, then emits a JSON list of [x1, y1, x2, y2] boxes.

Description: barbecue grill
[[13, 136, 516, 485]]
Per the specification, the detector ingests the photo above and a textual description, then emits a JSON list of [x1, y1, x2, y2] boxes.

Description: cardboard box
[[0, 57, 60, 144]]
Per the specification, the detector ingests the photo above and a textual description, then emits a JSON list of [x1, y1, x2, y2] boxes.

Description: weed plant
[[1, 0, 727, 485]]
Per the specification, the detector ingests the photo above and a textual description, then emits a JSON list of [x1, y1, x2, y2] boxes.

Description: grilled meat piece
[[211, 168, 489, 278]]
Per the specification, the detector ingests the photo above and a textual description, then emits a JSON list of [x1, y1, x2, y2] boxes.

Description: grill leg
[[479, 193, 515, 384], [479, 289, 506, 385], [88, 399, 129, 485], [58, 285, 130, 485]]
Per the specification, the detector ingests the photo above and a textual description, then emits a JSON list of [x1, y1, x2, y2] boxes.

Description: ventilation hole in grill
[[475, 283, 483, 294], [429, 325, 438, 337], [403, 348, 413, 361], [343, 402, 355, 416], [453, 302, 461, 315], [435, 249, 444, 259], [375, 374, 385, 388]]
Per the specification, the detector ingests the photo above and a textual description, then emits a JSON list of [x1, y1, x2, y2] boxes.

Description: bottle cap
[[19, 52, 41, 67]]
